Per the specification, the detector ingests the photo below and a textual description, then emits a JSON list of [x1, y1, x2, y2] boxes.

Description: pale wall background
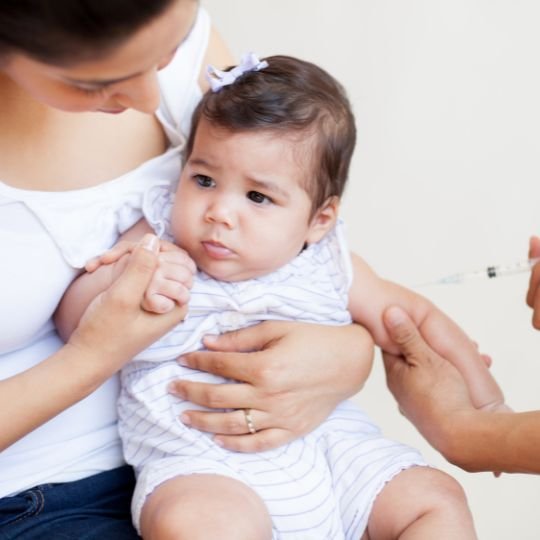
[[202, 2, 540, 538]]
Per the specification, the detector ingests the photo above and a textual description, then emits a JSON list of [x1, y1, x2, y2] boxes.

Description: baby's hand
[[143, 242, 196, 313], [86, 239, 196, 314]]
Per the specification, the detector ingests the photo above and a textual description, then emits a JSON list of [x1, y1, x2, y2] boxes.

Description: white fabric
[[120, 202, 426, 538], [0, 7, 211, 499]]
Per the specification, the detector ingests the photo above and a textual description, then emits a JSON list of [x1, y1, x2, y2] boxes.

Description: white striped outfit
[[120, 194, 426, 538]]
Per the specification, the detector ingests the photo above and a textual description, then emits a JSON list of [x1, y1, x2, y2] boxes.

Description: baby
[[56, 54, 492, 539]]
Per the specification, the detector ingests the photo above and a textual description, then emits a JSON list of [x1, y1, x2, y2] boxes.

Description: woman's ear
[[305, 196, 340, 245]]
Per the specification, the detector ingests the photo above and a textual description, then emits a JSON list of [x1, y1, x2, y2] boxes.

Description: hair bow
[[207, 52, 269, 93]]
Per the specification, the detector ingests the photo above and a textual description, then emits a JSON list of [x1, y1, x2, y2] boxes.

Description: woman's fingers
[[85, 240, 136, 272], [169, 380, 257, 410], [178, 350, 267, 384], [201, 321, 280, 353], [382, 306, 436, 366], [106, 235, 159, 305], [480, 353, 493, 368], [180, 408, 268, 436], [180, 406, 295, 453], [527, 237, 540, 328]]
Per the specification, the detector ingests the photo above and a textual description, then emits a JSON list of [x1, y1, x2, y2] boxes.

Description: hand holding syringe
[[420, 256, 540, 286]]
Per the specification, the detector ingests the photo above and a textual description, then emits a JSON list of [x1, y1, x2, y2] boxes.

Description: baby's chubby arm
[[55, 219, 195, 342], [349, 253, 506, 411]]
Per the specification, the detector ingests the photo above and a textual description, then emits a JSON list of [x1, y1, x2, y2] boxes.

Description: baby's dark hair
[[0, 0, 178, 65], [185, 55, 356, 215]]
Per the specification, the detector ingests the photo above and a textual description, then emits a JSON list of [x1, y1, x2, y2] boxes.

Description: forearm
[[2, 298, 187, 452], [0, 342, 124, 451], [440, 409, 540, 474]]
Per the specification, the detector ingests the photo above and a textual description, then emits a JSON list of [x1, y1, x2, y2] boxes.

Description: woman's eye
[[194, 174, 215, 188], [247, 191, 271, 204], [74, 85, 108, 97]]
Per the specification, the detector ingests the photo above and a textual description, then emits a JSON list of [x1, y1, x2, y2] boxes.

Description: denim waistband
[[0, 466, 139, 540]]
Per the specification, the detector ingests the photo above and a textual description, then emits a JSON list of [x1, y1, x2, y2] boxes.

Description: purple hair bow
[[207, 52, 269, 92]]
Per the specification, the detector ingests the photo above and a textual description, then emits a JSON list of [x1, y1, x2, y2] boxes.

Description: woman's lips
[[98, 107, 127, 114]]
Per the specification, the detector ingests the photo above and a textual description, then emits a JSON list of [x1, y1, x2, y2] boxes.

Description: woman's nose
[[112, 69, 161, 114]]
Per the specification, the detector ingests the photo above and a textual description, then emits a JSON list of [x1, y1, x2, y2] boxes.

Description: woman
[[0, 1, 365, 537]]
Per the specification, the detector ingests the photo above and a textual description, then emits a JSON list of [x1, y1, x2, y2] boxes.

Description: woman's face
[[1, 0, 198, 114]]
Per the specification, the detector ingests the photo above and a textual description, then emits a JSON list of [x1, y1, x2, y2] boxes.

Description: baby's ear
[[305, 196, 339, 245]]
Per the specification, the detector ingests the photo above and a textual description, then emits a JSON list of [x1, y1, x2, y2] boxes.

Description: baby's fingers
[[142, 293, 177, 314], [158, 250, 197, 276], [143, 282, 191, 313], [156, 263, 195, 290]]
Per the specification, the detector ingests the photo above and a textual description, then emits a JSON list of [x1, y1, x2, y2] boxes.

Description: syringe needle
[[418, 256, 540, 287]]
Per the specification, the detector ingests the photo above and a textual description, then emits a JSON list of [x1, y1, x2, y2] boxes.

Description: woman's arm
[[0, 235, 186, 451], [382, 306, 540, 474]]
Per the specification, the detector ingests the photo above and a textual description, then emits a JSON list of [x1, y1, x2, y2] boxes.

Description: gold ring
[[243, 408, 257, 434]]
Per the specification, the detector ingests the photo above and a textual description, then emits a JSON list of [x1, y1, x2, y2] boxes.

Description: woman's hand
[[168, 321, 373, 452], [68, 235, 188, 381], [381, 306, 487, 463], [526, 235, 540, 328], [382, 305, 540, 474]]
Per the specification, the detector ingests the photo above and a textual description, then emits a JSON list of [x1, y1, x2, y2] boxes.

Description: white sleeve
[[142, 182, 175, 242]]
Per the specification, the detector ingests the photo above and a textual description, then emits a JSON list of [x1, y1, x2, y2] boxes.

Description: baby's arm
[[349, 253, 506, 411], [55, 220, 195, 342]]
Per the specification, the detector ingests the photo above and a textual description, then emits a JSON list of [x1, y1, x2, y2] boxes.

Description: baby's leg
[[365, 466, 476, 540], [139, 474, 273, 540]]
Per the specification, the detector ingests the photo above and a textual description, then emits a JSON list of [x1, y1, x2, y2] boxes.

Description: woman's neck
[[0, 72, 168, 191]]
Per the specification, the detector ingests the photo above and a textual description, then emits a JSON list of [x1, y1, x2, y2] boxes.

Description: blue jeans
[[0, 466, 139, 539]]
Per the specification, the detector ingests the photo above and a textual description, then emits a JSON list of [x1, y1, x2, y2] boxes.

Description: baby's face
[[171, 119, 320, 281]]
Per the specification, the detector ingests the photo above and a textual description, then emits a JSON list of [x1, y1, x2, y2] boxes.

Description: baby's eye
[[247, 191, 272, 205], [194, 174, 215, 188]]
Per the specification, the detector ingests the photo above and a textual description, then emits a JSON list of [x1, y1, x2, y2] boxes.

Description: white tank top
[[0, 7, 210, 498]]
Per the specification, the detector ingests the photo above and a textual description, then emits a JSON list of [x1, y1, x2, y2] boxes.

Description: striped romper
[[119, 201, 426, 538]]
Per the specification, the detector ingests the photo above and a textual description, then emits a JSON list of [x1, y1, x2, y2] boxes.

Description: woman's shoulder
[[157, 6, 212, 138]]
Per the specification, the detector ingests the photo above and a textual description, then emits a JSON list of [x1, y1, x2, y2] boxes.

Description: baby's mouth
[[202, 240, 234, 259]]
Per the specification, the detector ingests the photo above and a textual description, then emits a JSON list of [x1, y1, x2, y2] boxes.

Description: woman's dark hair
[[186, 55, 356, 214], [0, 0, 177, 65]]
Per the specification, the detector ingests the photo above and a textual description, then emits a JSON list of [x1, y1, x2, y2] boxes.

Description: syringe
[[421, 256, 540, 286]]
